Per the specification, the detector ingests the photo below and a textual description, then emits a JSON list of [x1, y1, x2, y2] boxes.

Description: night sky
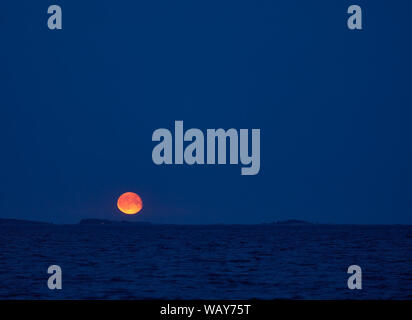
[[1, 1, 411, 224]]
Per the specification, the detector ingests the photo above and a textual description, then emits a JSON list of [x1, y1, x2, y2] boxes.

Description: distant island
[[78, 219, 151, 226], [266, 219, 313, 225]]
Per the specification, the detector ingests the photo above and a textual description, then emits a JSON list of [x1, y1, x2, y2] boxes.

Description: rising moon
[[117, 192, 143, 215]]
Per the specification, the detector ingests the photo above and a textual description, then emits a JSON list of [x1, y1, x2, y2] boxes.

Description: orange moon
[[117, 192, 143, 215]]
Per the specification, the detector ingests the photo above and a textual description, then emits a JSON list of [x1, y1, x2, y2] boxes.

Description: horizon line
[[0, 217, 411, 226]]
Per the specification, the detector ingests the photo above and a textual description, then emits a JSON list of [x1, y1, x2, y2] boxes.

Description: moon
[[117, 192, 143, 215]]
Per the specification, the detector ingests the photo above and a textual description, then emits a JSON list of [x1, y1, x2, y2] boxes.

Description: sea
[[0, 224, 411, 299]]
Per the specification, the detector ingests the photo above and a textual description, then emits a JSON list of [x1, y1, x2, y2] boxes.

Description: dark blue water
[[0, 225, 411, 299]]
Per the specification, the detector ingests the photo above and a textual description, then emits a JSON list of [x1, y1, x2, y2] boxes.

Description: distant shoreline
[[0, 218, 410, 226]]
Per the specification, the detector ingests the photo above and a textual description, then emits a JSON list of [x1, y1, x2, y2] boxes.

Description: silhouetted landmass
[[0, 218, 52, 225], [0, 218, 152, 226], [78, 219, 151, 225], [0, 218, 311, 226], [268, 219, 312, 225]]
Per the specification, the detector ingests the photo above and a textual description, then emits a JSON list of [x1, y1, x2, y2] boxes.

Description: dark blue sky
[[1, 1, 411, 224]]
